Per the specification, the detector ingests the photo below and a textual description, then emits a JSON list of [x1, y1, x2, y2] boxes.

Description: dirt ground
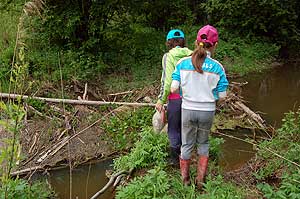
[[18, 105, 113, 172]]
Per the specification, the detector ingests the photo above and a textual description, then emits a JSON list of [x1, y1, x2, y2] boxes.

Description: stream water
[[45, 62, 299, 198], [219, 62, 300, 171], [46, 159, 114, 199]]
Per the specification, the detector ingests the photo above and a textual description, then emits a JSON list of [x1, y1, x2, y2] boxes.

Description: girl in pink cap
[[170, 25, 229, 189]]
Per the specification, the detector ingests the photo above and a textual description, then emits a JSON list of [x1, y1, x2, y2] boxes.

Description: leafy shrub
[[0, 178, 53, 199], [255, 108, 300, 197], [101, 107, 155, 151], [201, 174, 246, 199], [209, 136, 224, 161], [215, 36, 279, 75], [257, 170, 300, 199], [113, 127, 169, 171], [116, 167, 171, 199]]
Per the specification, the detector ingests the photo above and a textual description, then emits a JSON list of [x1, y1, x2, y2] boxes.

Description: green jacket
[[157, 47, 193, 104]]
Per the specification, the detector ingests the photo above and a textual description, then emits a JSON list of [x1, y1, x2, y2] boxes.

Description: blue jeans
[[167, 98, 182, 149]]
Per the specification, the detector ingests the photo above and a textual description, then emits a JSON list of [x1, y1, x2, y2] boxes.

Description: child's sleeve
[[171, 63, 181, 91], [215, 68, 229, 99]]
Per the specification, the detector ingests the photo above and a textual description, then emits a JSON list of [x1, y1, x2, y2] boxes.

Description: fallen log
[[0, 93, 156, 107]]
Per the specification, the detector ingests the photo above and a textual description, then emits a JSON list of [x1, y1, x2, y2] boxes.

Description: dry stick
[[113, 174, 126, 187], [22, 150, 39, 166], [234, 101, 265, 128], [28, 133, 38, 154], [68, 140, 72, 199], [10, 166, 43, 176], [0, 93, 156, 107], [83, 83, 88, 100], [214, 131, 300, 168], [90, 170, 132, 199], [36, 136, 70, 163], [27, 105, 59, 121], [10, 164, 70, 177], [108, 90, 133, 96], [86, 163, 92, 199]]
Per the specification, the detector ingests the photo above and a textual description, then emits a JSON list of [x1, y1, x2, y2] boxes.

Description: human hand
[[155, 102, 164, 112]]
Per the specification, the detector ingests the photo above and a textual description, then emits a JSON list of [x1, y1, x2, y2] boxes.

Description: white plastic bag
[[152, 110, 166, 133]]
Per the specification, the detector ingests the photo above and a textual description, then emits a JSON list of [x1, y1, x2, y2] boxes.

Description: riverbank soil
[[18, 105, 113, 171]]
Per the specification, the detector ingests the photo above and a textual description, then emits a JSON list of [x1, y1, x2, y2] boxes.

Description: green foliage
[[0, 178, 53, 199], [0, 101, 25, 132], [0, 102, 25, 191], [0, 5, 22, 92], [25, 98, 47, 113], [200, 174, 246, 199], [101, 107, 155, 151], [116, 167, 171, 199], [257, 170, 300, 199], [209, 136, 224, 161], [255, 108, 300, 197], [203, 0, 300, 45], [116, 167, 248, 199], [113, 127, 169, 171], [215, 36, 279, 75], [166, 172, 199, 199]]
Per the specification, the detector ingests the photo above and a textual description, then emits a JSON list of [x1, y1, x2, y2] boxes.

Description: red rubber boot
[[180, 158, 191, 185], [195, 156, 208, 189]]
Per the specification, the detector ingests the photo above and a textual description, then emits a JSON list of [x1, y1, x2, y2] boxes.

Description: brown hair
[[192, 35, 213, 73], [165, 38, 186, 50]]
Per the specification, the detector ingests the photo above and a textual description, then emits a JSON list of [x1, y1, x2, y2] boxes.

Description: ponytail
[[192, 41, 213, 73]]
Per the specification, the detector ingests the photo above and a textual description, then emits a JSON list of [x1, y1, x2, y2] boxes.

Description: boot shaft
[[180, 158, 191, 185], [196, 155, 209, 189]]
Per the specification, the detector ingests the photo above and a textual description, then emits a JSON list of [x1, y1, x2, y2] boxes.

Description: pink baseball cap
[[196, 25, 218, 45]]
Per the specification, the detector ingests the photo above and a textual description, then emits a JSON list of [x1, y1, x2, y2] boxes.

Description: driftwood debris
[[217, 84, 269, 131], [233, 101, 265, 128]]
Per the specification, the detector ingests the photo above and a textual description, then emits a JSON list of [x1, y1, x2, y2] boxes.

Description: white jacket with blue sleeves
[[171, 55, 229, 111]]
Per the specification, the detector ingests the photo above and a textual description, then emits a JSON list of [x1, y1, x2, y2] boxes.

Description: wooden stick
[[0, 93, 156, 107], [90, 169, 133, 199], [83, 83, 88, 100], [10, 166, 43, 176], [108, 90, 133, 96]]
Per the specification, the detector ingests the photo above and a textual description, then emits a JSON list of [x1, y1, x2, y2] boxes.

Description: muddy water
[[217, 128, 256, 171], [45, 63, 299, 198], [219, 62, 300, 171], [47, 159, 114, 199], [238, 63, 300, 128]]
